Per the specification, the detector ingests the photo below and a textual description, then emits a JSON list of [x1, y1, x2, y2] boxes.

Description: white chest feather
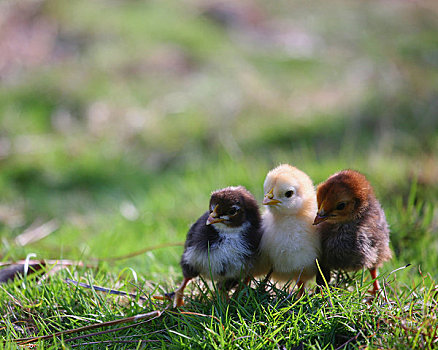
[[260, 212, 320, 275], [183, 223, 252, 280]]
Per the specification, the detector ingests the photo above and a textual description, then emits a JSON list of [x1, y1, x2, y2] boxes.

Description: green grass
[[1, 0, 438, 348], [1, 263, 436, 349]]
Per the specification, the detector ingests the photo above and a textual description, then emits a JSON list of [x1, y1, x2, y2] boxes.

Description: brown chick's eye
[[285, 190, 293, 198], [336, 202, 346, 210]]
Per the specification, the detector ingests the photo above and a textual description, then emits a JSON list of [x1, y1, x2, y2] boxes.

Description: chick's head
[[262, 164, 317, 218], [206, 186, 257, 229], [314, 169, 373, 225]]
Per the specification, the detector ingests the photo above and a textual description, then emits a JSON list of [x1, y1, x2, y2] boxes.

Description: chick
[[253, 164, 320, 296], [313, 170, 392, 294], [173, 186, 262, 307]]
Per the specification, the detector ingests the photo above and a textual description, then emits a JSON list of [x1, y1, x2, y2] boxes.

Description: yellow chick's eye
[[284, 190, 294, 198]]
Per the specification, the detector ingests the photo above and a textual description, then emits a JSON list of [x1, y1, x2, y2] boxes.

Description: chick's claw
[[152, 291, 175, 302], [173, 293, 185, 308], [152, 291, 186, 308]]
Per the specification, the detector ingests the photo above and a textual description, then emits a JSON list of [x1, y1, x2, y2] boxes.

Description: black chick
[[173, 186, 262, 307]]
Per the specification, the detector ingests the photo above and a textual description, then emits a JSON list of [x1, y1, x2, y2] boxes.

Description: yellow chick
[[252, 164, 320, 295]]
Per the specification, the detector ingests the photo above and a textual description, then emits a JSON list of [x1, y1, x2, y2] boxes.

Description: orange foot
[[173, 292, 185, 308], [153, 291, 176, 301], [153, 277, 191, 308]]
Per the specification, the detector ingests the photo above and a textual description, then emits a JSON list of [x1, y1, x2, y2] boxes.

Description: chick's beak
[[313, 210, 328, 225], [263, 188, 281, 206], [206, 205, 225, 225]]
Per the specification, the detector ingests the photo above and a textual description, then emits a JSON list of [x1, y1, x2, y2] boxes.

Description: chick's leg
[[316, 269, 331, 297], [296, 280, 306, 299], [369, 268, 380, 294], [316, 264, 331, 288], [232, 275, 251, 297], [218, 279, 240, 303], [173, 277, 191, 308], [242, 275, 252, 286]]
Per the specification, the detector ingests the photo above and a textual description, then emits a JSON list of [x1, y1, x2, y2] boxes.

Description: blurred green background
[[1, 0, 437, 283]]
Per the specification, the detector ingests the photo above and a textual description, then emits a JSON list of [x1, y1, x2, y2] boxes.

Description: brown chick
[[172, 186, 262, 307], [313, 170, 392, 294], [252, 164, 320, 296]]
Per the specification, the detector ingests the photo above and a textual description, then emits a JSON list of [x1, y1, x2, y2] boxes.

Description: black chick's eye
[[336, 202, 346, 210], [228, 207, 238, 216], [285, 190, 294, 198]]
